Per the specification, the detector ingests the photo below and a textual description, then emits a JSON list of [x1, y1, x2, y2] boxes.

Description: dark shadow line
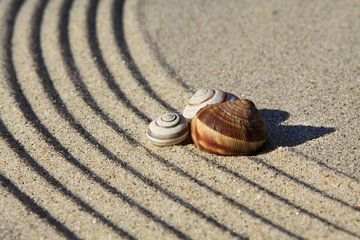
[[86, 0, 150, 123], [135, 0, 195, 94], [288, 148, 360, 183], [29, 0, 245, 239], [30, 1, 191, 239], [249, 156, 360, 213], [0, 172, 79, 240], [0, 121, 134, 240], [189, 150, 360, 239], [112, 0, 177, 113], [3, 1, 135, 239]]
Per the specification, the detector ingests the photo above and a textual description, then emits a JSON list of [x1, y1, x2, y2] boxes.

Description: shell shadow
[[259, 109, 335, 153]]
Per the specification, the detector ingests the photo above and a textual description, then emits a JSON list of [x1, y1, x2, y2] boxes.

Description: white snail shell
[[183, 88, 239, 120], [146, 113, 189, 146]]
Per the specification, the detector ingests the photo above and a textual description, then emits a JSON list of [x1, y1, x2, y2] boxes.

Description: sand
[[0, 0, 359, 239]]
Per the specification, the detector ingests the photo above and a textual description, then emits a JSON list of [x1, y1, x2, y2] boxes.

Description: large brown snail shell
[[191, 99, 267, 155]]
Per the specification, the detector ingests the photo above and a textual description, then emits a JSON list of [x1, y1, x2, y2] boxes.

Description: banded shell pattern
[[183, 88, 239, 120], [191, 99, 267, 155], [146, 113, 189, 146]]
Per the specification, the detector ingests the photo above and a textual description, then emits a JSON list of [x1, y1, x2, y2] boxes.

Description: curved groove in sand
[[86, 0, 150, 123], [135, 0, 195, 94], [0, 120, 132, 239], [112, 2, 177, 113], [31, 1, 191, 239], [1, 1, 135, 238], [4, 0, 193, 239], [288, 148, 360, 183], [0, 172, 79, 240]]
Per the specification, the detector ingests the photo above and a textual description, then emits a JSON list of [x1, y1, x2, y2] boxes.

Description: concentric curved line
[[112, 0, 177, 113], [33, 0, 247, 239], [0, 172, 79, 240], [86, 1, 150, 123], [288, 148, 359, 183], [112, 0, 360, 214], [141, 36, 195, 94], [135, 1, 194, 94], [3, 0, 191, 239], [134, 0, 360, 185], [27, 0, 193, 239], [0, 119, 134, 239], [86, 0, 360, 238], [2, 1, 136, 238], [248, 155, 360, 212]]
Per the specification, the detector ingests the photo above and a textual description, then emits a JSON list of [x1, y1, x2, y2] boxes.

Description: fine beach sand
[[0, 0, 359, 239]]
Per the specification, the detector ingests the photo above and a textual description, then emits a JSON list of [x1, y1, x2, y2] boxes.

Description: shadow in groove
[[259, 109, 335, 152], [113, 0, 177, 113], [0, 119, 135, 239], [0, 173, 79, 239], [27, 0, 191, 239]]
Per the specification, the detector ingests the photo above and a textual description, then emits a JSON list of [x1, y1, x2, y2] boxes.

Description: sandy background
[[0, 0, 359, 239]]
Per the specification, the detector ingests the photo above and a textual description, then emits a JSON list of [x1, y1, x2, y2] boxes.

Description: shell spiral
[[183, 88, 239, 120], [191, 99, 267, 155], [146, 113, 189, 146]]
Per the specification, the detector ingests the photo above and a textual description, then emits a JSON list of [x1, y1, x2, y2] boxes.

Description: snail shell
[[191, 99, 267, 155], [146, 113, 189, 146], [183, 88, 239, 120]]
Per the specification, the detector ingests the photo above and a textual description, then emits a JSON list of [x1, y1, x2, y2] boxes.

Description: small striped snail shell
[[146, 113, 189, 146], [183, 88, 239, 120], [191, 99, 267, 155]]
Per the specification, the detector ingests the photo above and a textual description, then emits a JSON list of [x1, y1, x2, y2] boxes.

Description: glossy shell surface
[[146, 113, 189, 146], [183, 88, 239, 119], [191, 99, 267, 155]]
